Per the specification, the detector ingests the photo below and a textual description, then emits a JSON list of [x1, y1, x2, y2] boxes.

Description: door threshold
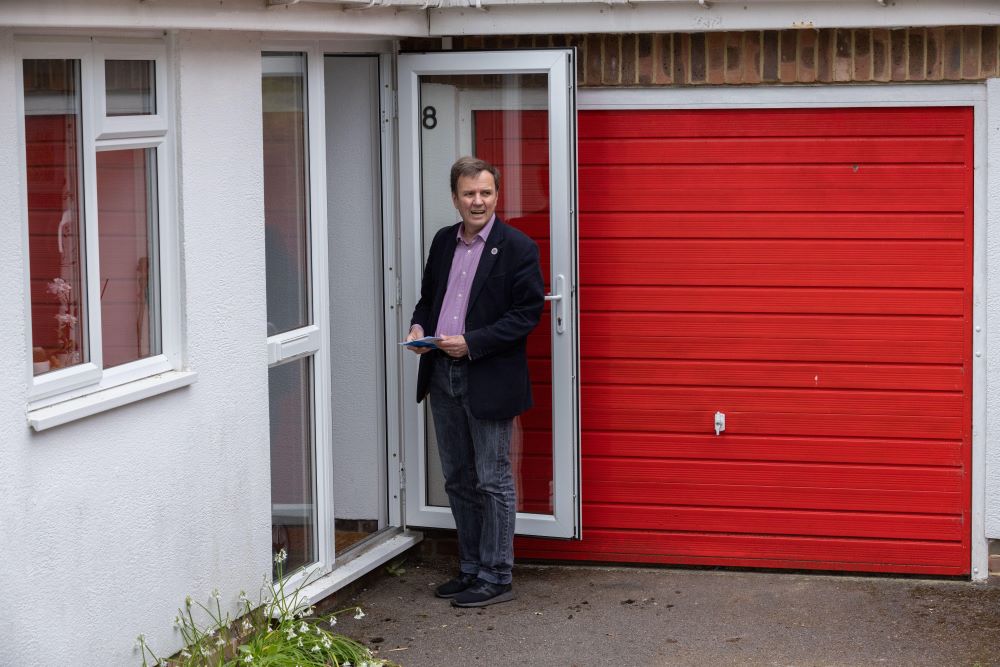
[[298, 529, 422, 605]]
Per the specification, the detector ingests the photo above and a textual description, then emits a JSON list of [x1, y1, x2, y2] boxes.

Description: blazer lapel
[[467, 218, 506, 311]]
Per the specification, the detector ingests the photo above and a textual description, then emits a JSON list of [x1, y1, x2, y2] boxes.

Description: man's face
[[452, 171, 498, 232]]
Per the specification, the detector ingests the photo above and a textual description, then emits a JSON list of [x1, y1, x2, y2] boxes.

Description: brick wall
[[404, 27, 1000, 86]]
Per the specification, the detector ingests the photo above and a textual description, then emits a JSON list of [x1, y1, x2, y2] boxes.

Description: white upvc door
[[397, 49, 580, 539]]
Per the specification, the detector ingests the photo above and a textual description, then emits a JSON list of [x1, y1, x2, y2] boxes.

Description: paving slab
[[343, 555, 1000, 667]]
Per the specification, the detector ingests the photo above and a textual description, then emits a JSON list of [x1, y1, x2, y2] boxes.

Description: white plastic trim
[[27, 369, 197, 431], [297, 529, 422, 604]]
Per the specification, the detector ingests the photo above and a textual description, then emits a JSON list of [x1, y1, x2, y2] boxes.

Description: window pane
[[105, 60, 155, 116], [269, 357, 317, 576], [262, 53, 311, 335], [96, 148, 161, 368], [23, 59, 89, 375]]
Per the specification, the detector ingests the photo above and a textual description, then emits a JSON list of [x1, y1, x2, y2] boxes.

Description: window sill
[[27, 370, 198, 432]]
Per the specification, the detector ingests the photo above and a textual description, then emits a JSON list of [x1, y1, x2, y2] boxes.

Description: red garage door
[[515, 107, 973, 575]]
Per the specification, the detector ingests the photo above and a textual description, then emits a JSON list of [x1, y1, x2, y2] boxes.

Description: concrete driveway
[[340, 555, 1000, 667]]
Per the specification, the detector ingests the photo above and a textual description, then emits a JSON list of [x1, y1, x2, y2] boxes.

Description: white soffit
[[425, 0, 1000, 36], [0, 0, 428, 37]]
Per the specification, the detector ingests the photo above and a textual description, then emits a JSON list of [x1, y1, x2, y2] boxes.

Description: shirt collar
[[457, 214, 496, 245]]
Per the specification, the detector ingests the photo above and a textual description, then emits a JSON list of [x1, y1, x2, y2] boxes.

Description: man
[[405, 156, 545, 607]]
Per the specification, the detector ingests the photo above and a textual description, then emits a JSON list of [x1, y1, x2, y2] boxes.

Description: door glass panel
[[263, 52, 319, 575], [263, 53, 311, 336], [23, 59, 89, 374], [419, 73, 554, 515], [325, 55, 388, 554], [269, 357, 316, 576], [96, 147, 160, 368]]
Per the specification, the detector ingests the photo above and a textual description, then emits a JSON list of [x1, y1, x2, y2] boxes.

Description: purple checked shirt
[[435, 215, 496, 337]]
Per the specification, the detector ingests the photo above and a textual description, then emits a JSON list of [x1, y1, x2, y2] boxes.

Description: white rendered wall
[[985, 79, 1000, 539], [0, 30, 272, 666]]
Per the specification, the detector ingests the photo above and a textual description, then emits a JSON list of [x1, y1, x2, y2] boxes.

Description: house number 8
[[422, 106, 437, 130]]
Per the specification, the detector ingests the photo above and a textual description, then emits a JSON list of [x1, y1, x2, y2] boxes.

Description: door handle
[[545, 274, 565, 334]]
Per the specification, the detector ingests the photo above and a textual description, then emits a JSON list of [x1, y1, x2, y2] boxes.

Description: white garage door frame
[[577, 83, 990, 581]]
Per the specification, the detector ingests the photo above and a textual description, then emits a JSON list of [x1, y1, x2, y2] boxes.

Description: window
[[19, 39, 180, 413]]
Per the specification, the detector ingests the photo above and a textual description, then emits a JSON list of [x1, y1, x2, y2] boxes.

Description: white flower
[[322, 637, 332, 649], [297, 638, 304, 648], [47, 278, 72, 298], [299, 621, 309, 633], [180, 650, 191, 659], [212, 588, 222, 600], [353, 609, 366, 620], [242, 618, 253, 632], [274, 549, 288, 565], [216, 637, 226, 648], [286, 628, 297, 640], [244, 655, 253, 664], [328, 616, 337, 627], [311, 645, 321, 652]]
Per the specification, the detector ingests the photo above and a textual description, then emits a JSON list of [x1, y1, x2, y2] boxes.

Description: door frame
[[396, 49, 581, 539], [578, 83, 989, 580], [261, 40, 421, 601]]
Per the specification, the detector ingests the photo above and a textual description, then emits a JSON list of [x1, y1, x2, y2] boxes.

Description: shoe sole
[[434, 589, 469, 599], [450, 590, 515, 608]]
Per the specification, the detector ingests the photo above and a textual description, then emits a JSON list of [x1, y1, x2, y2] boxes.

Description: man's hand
[[437, 334, 468, 359], [405, 325, 433, 355]]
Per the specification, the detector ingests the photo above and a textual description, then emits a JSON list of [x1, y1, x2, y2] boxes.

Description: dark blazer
[[411, 217, 545, 420]]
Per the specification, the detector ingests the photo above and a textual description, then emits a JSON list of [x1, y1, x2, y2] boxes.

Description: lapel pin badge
[[491, 247, 498, 255]]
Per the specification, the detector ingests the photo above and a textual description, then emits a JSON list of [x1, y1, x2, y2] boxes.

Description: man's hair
[[450, 156, 501, 195]]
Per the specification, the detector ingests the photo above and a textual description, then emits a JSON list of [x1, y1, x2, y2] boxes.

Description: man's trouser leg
[[428, 357, 516, 585]]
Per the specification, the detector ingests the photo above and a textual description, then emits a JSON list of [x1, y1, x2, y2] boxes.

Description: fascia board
[[429, 0, 1000, 36], [0, 0, 429, 38]]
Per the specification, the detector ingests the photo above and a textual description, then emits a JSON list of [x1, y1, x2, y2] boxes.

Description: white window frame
[[17, 37, 186, 425]]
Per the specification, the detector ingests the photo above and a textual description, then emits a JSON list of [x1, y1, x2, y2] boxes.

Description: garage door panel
[[584, 312, 962, 341], [581, 359, 963, 391], [584, 504, 964, 541], [582, 407, 963, 440], [584, 386, 963, 417], [582, 164, 966, 191], [521, 529, 968, 568], [583, 189, 965, 213], [581, 213, 966, 240], [574, 335, 961, 365], [584, 286, 964, 316], [583, 239, 964, 265], [582, 459, 962, 492], [581, 136, 966, 165], [579, 262, 964, 288], [579, 478, 964, 515], [578, 108, 971, 138], [581, 432, 964, 467]]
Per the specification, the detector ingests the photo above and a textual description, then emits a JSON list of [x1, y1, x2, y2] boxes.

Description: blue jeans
[[428, 356, 516, 585]]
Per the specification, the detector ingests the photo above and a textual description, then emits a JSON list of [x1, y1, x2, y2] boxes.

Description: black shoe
[[449, 579, 514, 607], [434, 572, 479, 598]]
